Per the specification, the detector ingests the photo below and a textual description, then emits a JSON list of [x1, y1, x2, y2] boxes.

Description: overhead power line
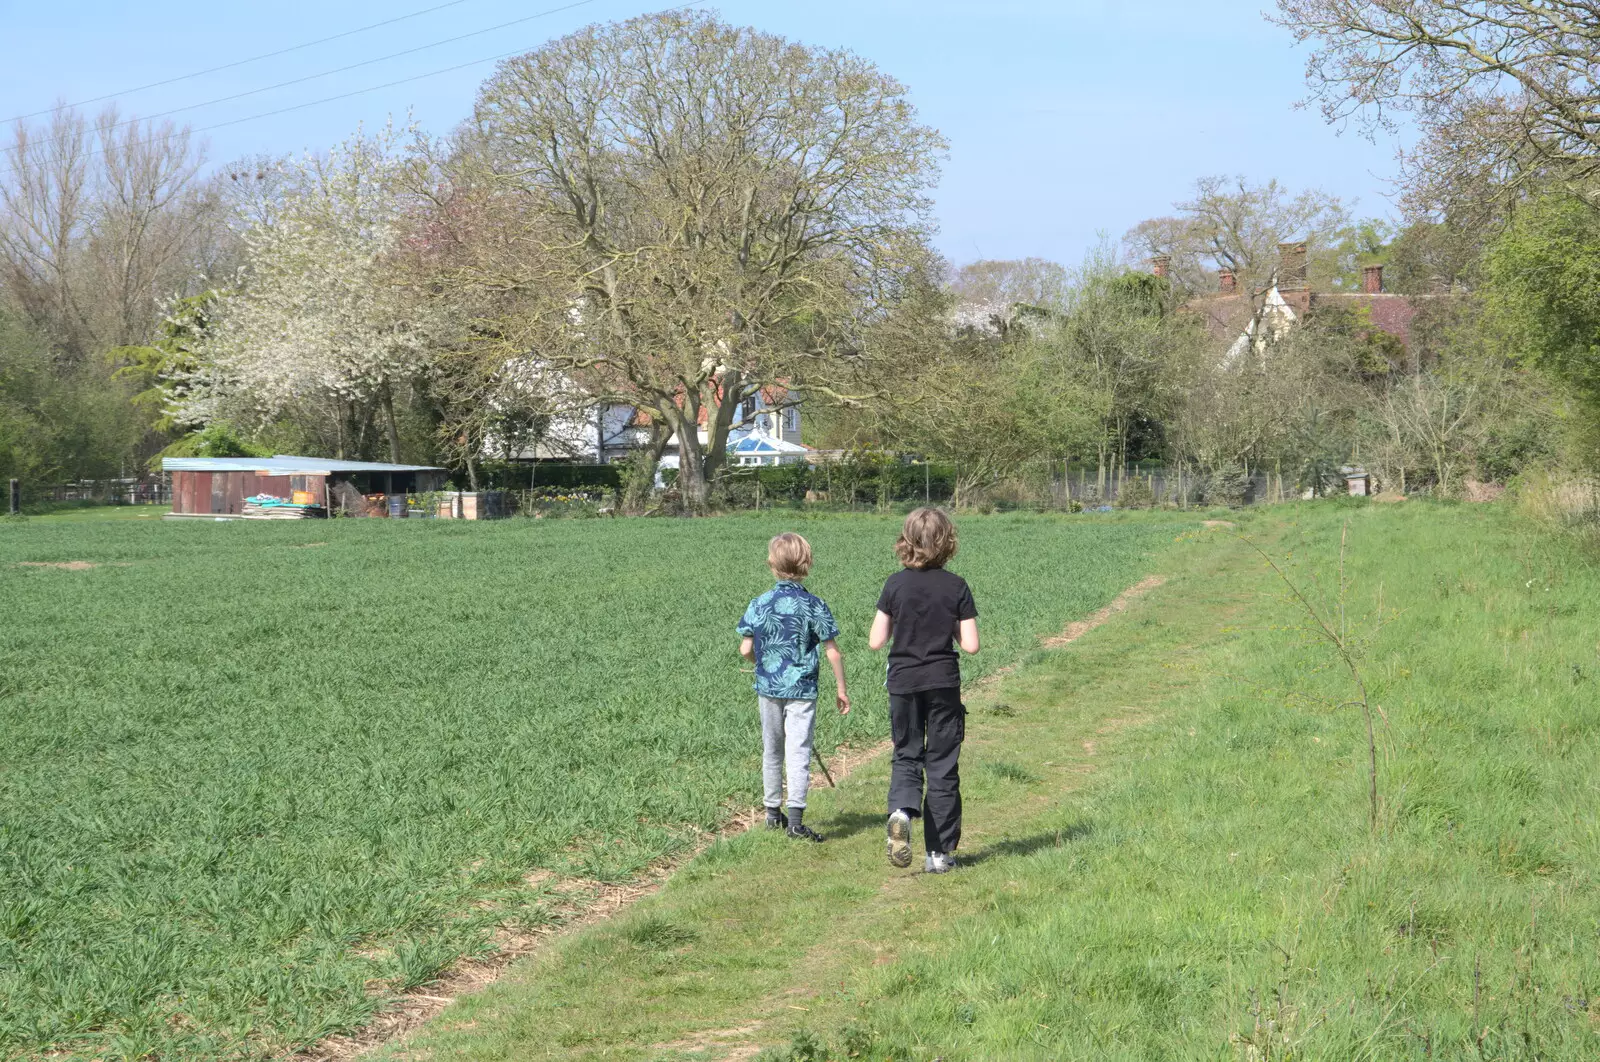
[[21, 0, 598, 148], [3, 0, 484, 126], [0, 0, 699, 182], [0, 46, 534, 182]]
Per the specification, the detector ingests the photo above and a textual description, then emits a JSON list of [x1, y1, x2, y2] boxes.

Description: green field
[[361, 501, 1600, 1062], [0, 511, 1179, 1060]]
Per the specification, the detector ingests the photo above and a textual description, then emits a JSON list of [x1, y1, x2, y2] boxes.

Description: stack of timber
[[242, 494, 325, 520]]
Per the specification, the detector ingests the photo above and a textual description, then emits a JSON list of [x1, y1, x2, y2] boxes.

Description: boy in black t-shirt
[[868, 507, 980, 872]]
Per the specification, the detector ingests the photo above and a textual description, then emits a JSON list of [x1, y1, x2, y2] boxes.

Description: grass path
[[367, 528, 1242, 1062], [375, 503, 1600, 1060]]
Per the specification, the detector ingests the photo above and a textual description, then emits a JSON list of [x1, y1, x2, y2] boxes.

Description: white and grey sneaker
[[886, 810, 913, 868], [925, 851, 958, 874]]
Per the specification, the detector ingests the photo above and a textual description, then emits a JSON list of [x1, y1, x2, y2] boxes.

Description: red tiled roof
[[1190, 292, 1256, 344], [1183, 288, 1426, 349], [1307, 294, 1418, 348]]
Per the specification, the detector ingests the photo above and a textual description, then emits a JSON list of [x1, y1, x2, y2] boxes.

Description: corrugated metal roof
[[162, 455, 443, 473]]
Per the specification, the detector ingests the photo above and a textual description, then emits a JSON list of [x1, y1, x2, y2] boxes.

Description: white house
[[510, 379, 806, 468], [658, 384, 810, 473]]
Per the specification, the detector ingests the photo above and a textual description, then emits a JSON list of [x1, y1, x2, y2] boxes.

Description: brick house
[[1172, 242, 1426, 364]]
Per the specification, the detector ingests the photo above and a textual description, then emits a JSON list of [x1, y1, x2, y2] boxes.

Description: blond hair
[[895, 507, 958, 569], [767, 532, 814, 580]]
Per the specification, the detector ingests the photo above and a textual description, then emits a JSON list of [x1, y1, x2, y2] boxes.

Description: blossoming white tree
[[184, 126, 455, 462]]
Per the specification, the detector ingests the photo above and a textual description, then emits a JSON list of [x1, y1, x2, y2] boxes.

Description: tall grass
[[795, 502, 1600, 1058]]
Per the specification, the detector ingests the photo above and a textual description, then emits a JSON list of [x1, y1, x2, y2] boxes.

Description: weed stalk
[[1237, 520, 1385, 834]]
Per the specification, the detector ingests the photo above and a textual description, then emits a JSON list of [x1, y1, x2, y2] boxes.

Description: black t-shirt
[[876, 567, 978, 694]]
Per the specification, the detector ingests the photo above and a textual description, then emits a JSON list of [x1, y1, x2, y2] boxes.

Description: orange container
[[292, 490, 316, 505]]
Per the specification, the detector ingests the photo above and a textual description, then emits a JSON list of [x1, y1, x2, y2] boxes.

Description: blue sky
[[0, 0, 1406, 267]]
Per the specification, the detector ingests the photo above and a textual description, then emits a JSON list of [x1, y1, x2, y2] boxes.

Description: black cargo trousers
[[887, 687, 965, 854]]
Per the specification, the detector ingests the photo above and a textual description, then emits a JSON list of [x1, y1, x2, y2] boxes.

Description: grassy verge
[[380, 501, 1600, 1061], [0, 510, 1178, 1060]]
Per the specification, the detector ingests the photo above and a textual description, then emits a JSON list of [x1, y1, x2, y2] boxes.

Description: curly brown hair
[[895, 507, 958, 569]]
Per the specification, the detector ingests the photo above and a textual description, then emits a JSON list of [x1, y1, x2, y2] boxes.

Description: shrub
[[1202, 463, 1250, 507], [1116, 475, 1155, 509]]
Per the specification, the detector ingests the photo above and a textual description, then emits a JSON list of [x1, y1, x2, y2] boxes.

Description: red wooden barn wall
[[171, 470, 327, 515]]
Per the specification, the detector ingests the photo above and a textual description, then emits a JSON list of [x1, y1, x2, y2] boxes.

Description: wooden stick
[[812, 747, 836, 787]]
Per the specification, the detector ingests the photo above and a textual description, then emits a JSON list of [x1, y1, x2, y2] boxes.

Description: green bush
[[1202, 463, 1250, 508], [1116, 475, 1155, 509]]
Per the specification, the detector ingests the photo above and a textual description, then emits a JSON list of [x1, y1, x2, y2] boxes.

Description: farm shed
[[162, 456, 444, 519]]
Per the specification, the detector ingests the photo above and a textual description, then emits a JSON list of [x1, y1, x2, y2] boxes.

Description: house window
[[785, 407, 799, 434], [741, 396, 757, 422]]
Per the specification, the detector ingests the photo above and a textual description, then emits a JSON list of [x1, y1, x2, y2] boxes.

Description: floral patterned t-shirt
[[737, 580, 841, 700]]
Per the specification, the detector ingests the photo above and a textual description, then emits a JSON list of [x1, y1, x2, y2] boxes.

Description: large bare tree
[[0, 106, 224, 361], [948, 257, 1070, 308], [454, 9, 945, 510], [1124, 175, 1350, 294], [1272, 2, 1600, 202]]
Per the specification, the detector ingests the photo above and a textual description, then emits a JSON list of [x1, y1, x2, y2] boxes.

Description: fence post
[[8, 478, 17, 516]]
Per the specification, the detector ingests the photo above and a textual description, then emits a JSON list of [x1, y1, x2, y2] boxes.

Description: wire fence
[[19, 478, 172, 508], [14, 461, 1318, 519], [707, 460, 1304, 512]]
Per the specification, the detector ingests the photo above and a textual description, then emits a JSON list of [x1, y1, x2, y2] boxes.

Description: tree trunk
[[381, 383, 402, 465], [678, 436, 708, 512]]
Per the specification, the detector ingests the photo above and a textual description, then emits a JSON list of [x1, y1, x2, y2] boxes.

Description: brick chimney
[[1276, 241, 1308, 291], [1150, 254, 1171, 279], [1362, 264, 1384, 294], [1219, 269, 1237, 294]]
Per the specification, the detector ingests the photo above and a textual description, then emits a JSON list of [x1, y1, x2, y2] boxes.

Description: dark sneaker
[[765, 808, 789, 830], [886, 810, 913, 868], [787, 824, 824, 843], [925, 851, 958, 874]]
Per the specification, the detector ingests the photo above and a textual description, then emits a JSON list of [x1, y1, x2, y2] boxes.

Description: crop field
[[0, 510, 1180, 1060]]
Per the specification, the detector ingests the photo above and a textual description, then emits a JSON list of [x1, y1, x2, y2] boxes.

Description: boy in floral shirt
[[738, 532, 851, 842]]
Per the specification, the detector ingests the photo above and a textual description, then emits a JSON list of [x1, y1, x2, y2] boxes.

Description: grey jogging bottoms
[[759, 696, 817, 809]]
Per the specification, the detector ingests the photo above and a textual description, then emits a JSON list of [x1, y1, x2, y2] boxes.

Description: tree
[[1272, 2, 1600, 200], [1384, 219, 1483, 296], [1485, 192, 1600, 407], [948, 258, 1070, 312], [109, 291, 218, 438], [186, 127, 457, 462], [1124, 175, 1351, 294], [0, 106, 224, 362], [1327, 218, 1395, 291], [1046, 249, 1190, 494], [0, 309, 146, 492], [456, 10, 946, 511], [862, 276, 1102, 506]]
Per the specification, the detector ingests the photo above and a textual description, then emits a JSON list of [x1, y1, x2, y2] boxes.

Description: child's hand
[[837, 689, 851, 715]]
